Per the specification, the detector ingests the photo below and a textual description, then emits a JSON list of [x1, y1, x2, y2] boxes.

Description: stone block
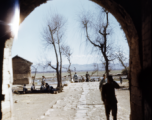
[[3, 74, 11, 80], [2, 79, 10, 85], [2, 101, 11, 111], [3, 48, 10, 59], [144, 100, 152, 120], [131, 86, 142, 97], [130, 102, 143, 120], [2, 111, 11, 120], [130, 93, 142, 106]]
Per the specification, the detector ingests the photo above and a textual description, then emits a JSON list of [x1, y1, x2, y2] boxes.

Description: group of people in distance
[[23, 83, 36, 93], [40, 76, 55, 93], [23, 76, 54, 93], [73, 71, 90, 82], [99, 74, 122, 120]]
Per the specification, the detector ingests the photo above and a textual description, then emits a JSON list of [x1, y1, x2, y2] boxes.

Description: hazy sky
[[12, 0, 129, 65]]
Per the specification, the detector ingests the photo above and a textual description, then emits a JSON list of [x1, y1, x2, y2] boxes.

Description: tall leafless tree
[[115, 48, 129, 76], [42, 14, 66, 89], [61, 45, 73, 80], [79, 9, 115, 76]]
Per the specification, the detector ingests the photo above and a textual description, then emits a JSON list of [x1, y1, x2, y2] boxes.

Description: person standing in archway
[[102, 75, 120, 120], [99, 74, 106, 92], [86, 71, 90, 82]]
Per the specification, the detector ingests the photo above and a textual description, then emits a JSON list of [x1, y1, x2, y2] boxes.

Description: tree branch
[[85, 24, 101, 48], [48, 63, 57, 70], [99, 29, 109, 36], [108, 58, 116, 61]]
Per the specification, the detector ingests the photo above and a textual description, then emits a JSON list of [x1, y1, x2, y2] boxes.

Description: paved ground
[[37, 82, 130, 120]]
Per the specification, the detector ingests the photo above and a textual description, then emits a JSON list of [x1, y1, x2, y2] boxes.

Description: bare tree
[[100, 58, 112, 74], [115, 48, 129, 76], [89, 63, 98, 77], [61, 45, 73, 80], [42, 14, 66, 90], [31, 64, 40, 84], [79, 9, 115, 76]]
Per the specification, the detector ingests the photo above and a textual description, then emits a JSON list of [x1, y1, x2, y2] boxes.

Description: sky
[[12, 0, 129, 65]]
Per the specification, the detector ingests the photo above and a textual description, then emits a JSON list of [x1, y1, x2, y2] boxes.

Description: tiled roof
[[12, 55, 33, 65]]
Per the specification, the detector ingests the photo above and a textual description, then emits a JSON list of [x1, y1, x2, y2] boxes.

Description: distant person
[[23, 84, 28, 93], [81, 76, 85, 82], [99, 74, 106, 92], [45, 83, 54, 93], [45, 83, 50, 92], [119, 76, 122, 84], [40, 83, 45, 91], [86, 71, 90, 82], [42, 76, 46, 85], [31, 83, 35, 91], [73, 72, 78, 82], [102, 75, 120, 120]]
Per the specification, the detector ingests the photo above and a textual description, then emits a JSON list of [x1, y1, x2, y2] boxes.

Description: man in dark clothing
[[31, 83, 35, 91], [99, 74, 106, 92], [45, 83, 54, 93], [102, 75, 120, 120], [23, 84, 28, 93], [86, 71, 90, 82], [45, 83, 50, 92], [40, 83, 45, 91]]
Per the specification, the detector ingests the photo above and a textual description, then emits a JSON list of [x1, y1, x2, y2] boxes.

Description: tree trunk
[[68, 59, 72, 80], [58, 43, 62, 88], [57, 72, 62, 88], [52, 43, 60, 88], [105, 60, 109, 77], [69, 70, 72, 80]]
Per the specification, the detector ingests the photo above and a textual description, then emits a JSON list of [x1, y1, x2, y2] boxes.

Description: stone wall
[[2, 38, 13, 120], [13, 74, 31, 84], [20, 0, 47, 23], [141, 0, 152, 120]]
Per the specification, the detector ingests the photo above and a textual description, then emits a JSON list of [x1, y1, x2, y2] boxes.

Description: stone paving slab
[[37, 82, 130, 120]]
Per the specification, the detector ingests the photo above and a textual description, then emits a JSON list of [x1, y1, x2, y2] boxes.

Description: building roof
[[12, 55, 33, 65]]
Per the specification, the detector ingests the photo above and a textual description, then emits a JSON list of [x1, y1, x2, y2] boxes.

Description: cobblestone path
[[38, 82, 130, 120]]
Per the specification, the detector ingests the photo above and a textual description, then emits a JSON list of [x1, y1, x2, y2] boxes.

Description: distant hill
[[31, 63, 129, 73]]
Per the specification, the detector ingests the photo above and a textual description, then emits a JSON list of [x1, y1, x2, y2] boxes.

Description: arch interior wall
[[0, 0, 151, 120]]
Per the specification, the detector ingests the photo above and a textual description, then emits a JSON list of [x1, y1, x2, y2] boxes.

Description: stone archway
[[0, 0, 151, 120]]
